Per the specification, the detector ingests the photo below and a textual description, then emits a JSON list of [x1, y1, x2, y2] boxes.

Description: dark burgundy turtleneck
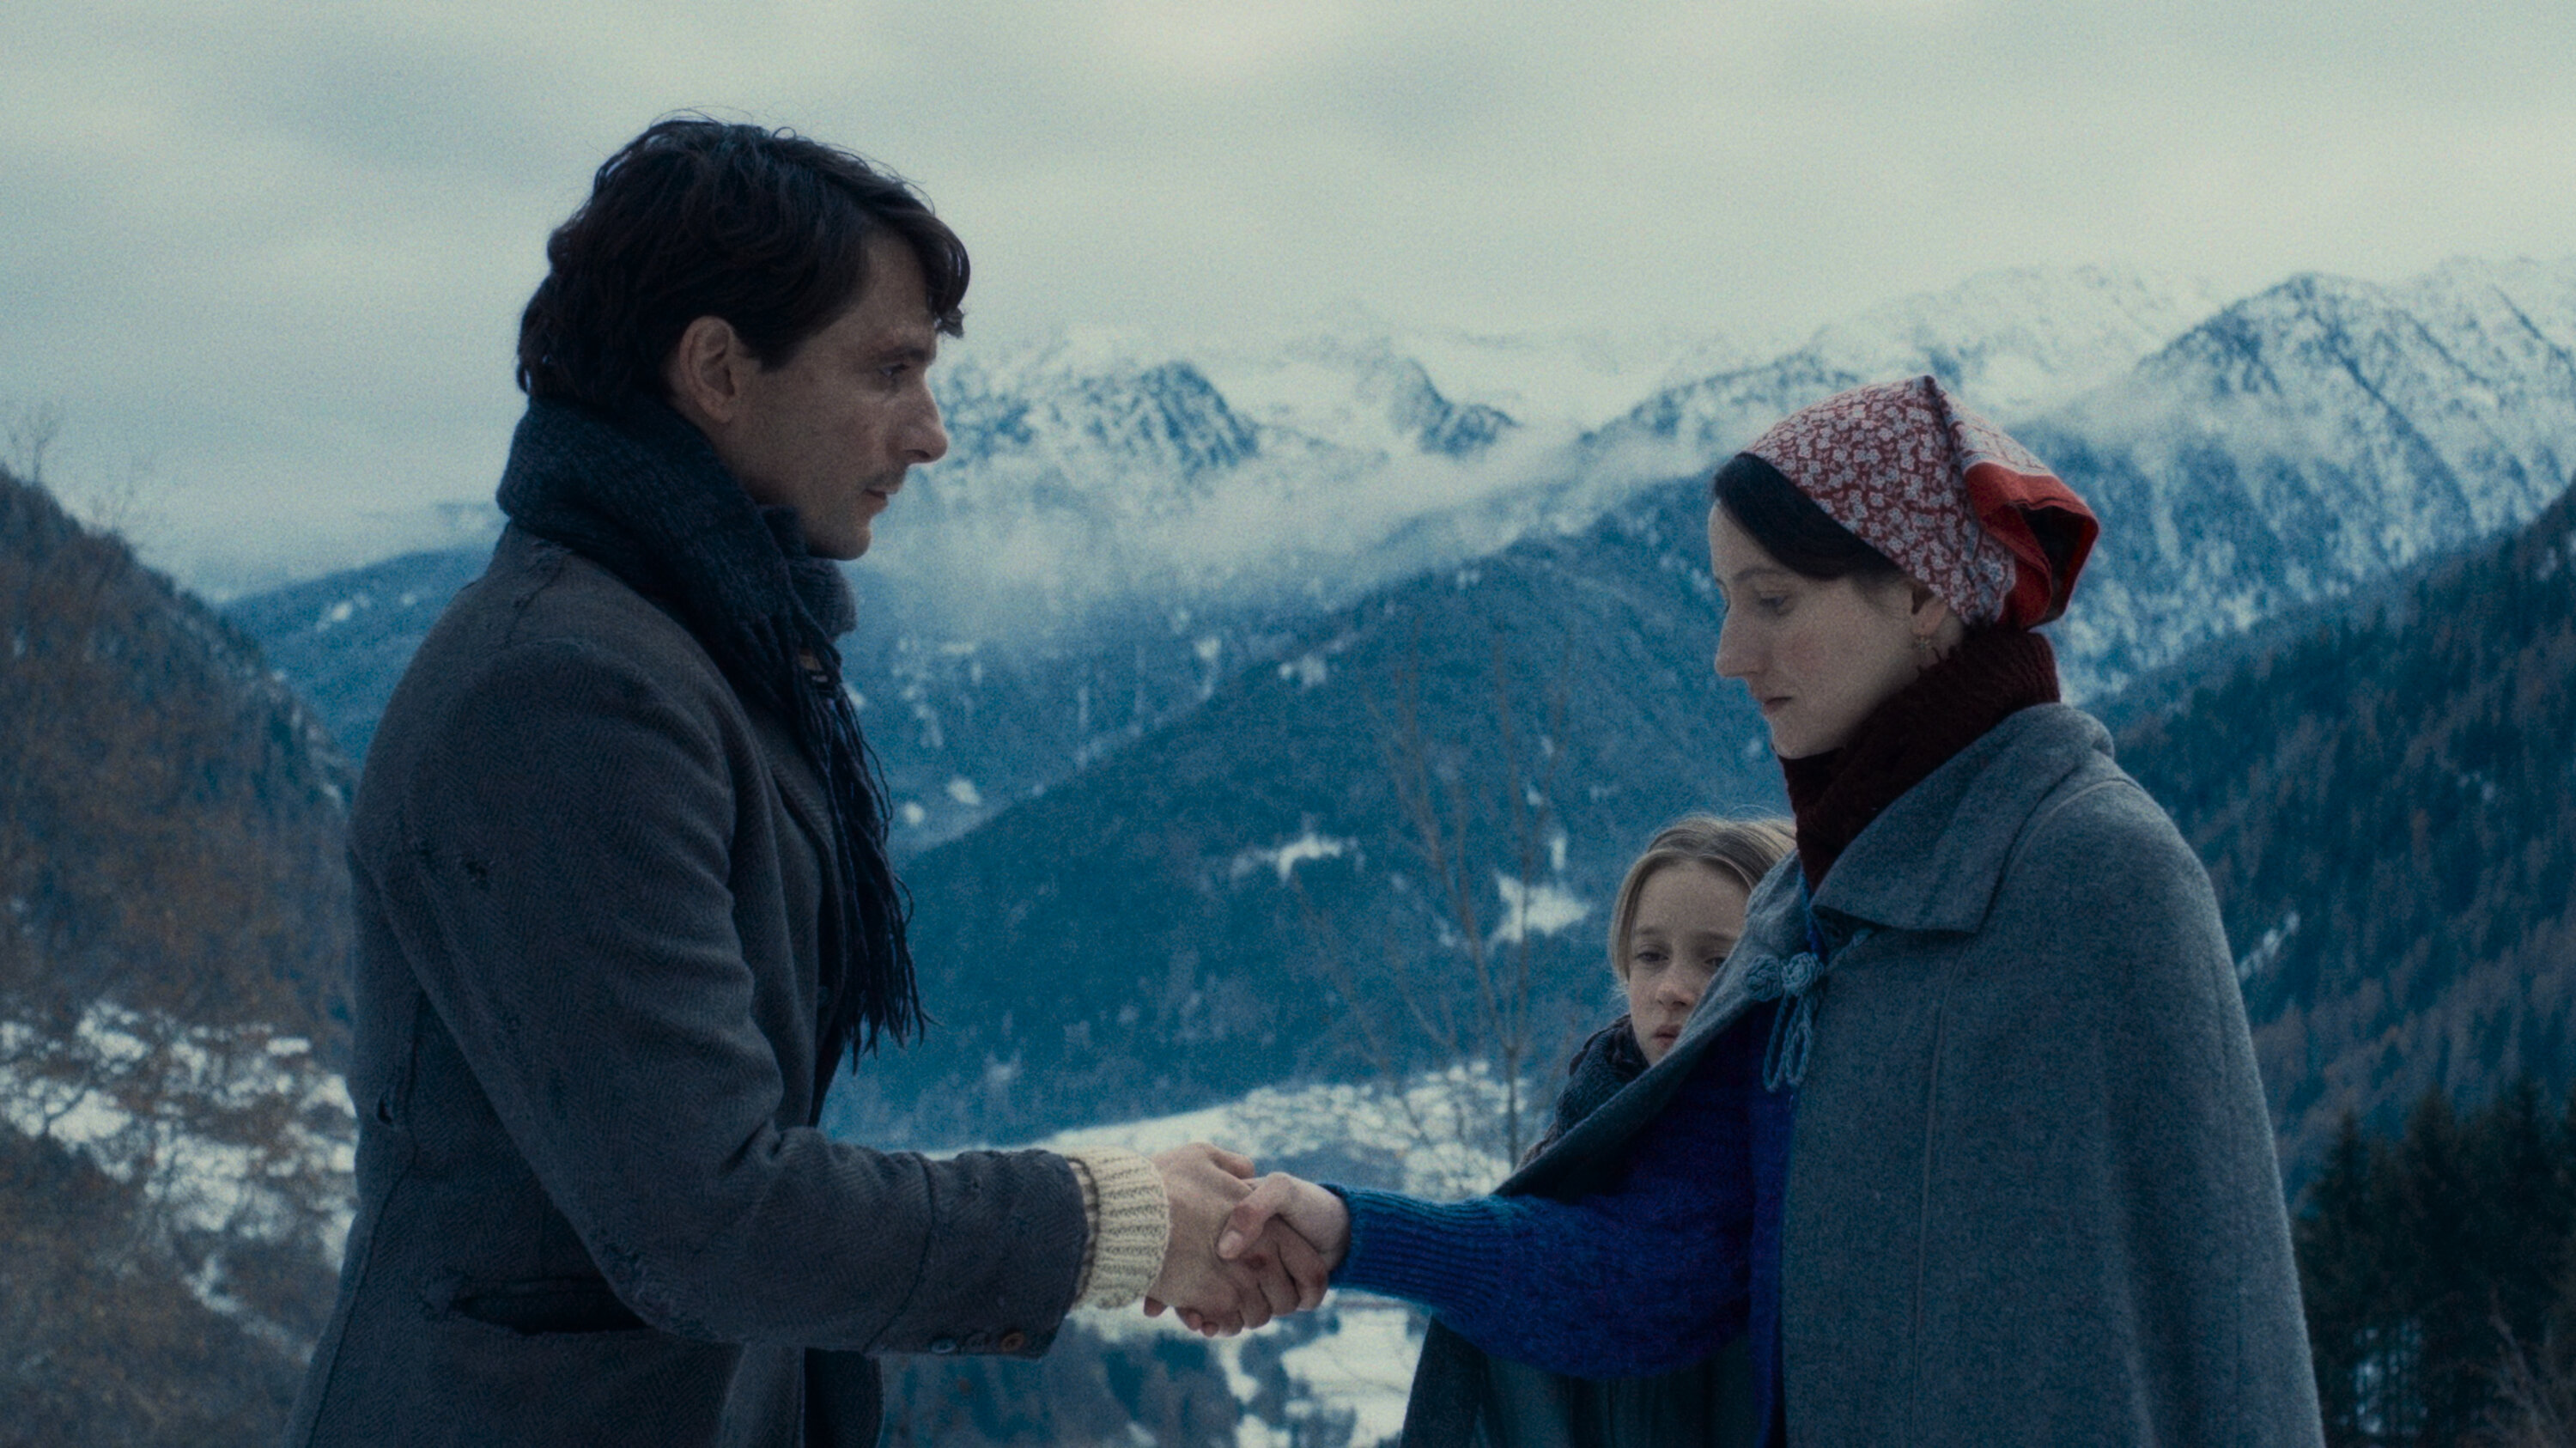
[[1778, 627, 2063, 890]]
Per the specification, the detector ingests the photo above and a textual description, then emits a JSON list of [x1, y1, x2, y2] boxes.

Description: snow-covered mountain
[[2034, 257, 2576, 694], [823, 263, 2250, 821], [1804, 265, 2234, 418], [1579, 265, 2219, 471], [233, 258, 2576, 859], [860, 265, 2219, 639], [885, 327, 1564, 646], [1349, 265, 2231, 574]]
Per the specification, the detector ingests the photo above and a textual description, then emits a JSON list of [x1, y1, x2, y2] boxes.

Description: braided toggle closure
[[1743, 950, 1825, 1092], [1742, 880, 1873, 1092]]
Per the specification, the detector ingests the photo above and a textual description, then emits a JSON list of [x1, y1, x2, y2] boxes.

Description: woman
[[1533, 817, 1795, 1160], [1222, 376, 2323, 1446]]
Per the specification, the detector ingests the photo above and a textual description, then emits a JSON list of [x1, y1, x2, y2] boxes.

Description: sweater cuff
[[1330, 1185, 1515, 1314], [1064, 1147, 1170, 1310]]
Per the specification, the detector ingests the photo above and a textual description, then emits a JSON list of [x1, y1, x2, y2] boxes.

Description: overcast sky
[[4, 0, 2572, 593]]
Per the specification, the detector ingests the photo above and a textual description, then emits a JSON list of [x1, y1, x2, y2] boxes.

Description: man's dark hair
[[1710, 452, 1901, 583], [517, 118, 969, 410]]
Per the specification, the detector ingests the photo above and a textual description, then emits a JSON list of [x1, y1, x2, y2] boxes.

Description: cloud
[[3, 0, 2572, 593]]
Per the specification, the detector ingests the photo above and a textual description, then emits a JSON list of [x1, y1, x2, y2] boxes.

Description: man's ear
[[664, 315, 752, 428]]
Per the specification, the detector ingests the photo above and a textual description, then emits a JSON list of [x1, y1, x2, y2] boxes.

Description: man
[[286, 119, 1318, 1447]]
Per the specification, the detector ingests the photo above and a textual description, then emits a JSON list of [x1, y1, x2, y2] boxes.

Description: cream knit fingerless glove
[[1063, 1147, 1169, 1310]]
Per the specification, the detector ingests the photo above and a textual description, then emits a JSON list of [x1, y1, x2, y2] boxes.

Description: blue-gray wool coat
[[1400, 704, 2325, 1446], [284, 528, 1090, 1447]]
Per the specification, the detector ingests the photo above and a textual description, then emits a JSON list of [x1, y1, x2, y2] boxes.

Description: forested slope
[[2118, 477, 2576, 1171], [1, 465, 354, 1445]]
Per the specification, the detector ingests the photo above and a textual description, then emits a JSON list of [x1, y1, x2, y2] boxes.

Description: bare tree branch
[[3, 400, 64, 486]]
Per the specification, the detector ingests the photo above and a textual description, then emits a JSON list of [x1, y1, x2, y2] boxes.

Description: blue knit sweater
[[1331, 1002, 1795, 1433]]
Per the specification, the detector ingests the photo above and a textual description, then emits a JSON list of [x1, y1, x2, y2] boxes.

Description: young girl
[[1534, 818, 1795, 1160], [1218, 376, 2322, 1447]]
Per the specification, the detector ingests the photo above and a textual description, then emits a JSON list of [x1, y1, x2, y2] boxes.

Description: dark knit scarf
[[495, 397, 921, 1109], [1526, 1016, 1653, 1162], [1779, 627, 2062, 891]]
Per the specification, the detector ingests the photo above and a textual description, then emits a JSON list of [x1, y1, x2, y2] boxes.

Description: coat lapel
[[757, 707, 835, 863]]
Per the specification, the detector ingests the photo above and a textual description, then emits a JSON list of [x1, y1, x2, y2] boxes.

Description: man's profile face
[[712, 234, 950, 560]]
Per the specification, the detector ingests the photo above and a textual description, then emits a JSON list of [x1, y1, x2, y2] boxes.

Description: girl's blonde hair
[[1605, 816, 1795, 981]]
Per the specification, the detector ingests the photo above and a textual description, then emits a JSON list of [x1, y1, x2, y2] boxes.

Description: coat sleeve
[[1329, 1033, 1758, 1378], [368, 633, 1088, 1352]]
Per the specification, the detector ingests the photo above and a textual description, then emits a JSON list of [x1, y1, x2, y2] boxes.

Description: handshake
[[1142, 1145, 1352, 1336]]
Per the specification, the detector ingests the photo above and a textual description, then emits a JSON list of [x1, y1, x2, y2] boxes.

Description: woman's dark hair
[[517, 117, 969, 410], [1710, 452, 1901, 583]]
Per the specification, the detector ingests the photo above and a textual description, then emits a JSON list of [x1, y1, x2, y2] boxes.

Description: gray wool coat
[[285, 528, 1091, 1448], [1400, 704, 2325, 1447]]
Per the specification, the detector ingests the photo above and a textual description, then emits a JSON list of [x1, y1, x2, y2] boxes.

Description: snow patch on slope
[[1490, 872, 1589, 945], [2, 1001, 355, 1348]]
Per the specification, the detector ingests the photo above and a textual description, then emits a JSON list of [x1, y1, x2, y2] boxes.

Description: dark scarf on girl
[[1779, 626, 2062, 891], [495, 395, 921, 1111], [1525, 1015, 1653, 1163]]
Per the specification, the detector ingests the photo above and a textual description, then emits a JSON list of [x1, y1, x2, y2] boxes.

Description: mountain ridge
[[2117, 472, 2576, 1173], [2, 464, 354, 1444]]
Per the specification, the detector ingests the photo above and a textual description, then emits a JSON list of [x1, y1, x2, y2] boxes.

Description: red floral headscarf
[[1742, 374, 2099, 628]]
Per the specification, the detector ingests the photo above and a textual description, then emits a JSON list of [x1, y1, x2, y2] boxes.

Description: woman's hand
[[1216, 1173, 1350, 1279]]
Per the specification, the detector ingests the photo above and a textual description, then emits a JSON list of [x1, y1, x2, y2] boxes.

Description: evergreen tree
[[2388, 1090, 2489, 1443], [2300, 1114, 2391, 1445], [2470, 1080, 2570, 1357], [2296, 1082, 2576, 1446]]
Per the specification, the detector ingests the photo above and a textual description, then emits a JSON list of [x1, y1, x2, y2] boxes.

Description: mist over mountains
[[230, 257, 2576, 849], [206, 255, 2576, 1163], [884, 264, 2238, 643]]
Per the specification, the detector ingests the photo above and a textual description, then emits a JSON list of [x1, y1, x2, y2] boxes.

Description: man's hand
[[1217, 1172, 1351, 1276], [1140, 1145, 1329, 1335]]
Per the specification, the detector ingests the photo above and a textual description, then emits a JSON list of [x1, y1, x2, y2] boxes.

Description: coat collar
[[1668, 703, 2109, 1057], [1811, 702, 2109, 934]]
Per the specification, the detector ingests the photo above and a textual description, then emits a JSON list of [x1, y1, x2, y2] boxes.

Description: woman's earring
[[1913, 632, 1936, 663]]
